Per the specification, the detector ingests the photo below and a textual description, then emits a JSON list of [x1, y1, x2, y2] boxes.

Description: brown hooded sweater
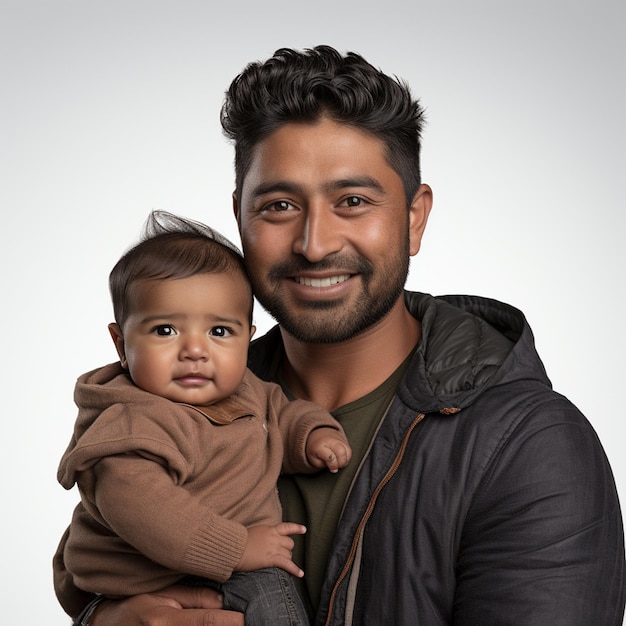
[[57, 361, 343, 598]]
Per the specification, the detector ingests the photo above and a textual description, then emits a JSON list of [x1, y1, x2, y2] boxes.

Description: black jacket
[[249, 292, 625, 625]]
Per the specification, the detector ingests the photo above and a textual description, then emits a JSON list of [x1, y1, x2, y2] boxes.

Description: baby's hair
[[142, 210, 243, 256], [110, 210, 252, 328]]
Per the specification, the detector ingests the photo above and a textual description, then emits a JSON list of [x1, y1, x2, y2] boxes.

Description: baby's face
[[112, 272, 253, 405]]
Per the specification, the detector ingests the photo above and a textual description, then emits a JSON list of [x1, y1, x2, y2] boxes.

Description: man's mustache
[[264, 254, 373, 280]]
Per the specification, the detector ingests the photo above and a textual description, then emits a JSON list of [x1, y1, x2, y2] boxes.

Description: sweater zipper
[[324, 412, 427, 626]]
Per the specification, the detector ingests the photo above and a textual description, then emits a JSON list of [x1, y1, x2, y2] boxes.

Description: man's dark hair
[[109, 211, 252, 328], [221, 45, 426, 205]]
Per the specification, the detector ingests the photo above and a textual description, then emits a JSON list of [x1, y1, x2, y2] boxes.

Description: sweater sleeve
[[266, 383, 346, 474], [75, 453, 247, 590]]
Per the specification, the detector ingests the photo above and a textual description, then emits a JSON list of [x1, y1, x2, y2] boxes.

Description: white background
[[1, 1, 624, 623]]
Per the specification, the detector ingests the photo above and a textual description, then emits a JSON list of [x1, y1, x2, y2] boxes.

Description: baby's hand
[[235, 523, 306, 578], [306, 427, 352, 473]]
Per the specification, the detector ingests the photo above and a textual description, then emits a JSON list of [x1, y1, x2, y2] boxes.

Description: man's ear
[[232, 192, 241, 231], [108, 323, 128, 368], [408, 184, 433, 256]]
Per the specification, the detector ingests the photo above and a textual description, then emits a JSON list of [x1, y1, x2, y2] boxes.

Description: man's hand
[[90, 585, 244, 626], [235, 522, 306, 577], [306, 427, 352, 473]]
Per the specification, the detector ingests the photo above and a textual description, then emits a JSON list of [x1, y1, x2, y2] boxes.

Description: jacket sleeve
[[454, 396, 625, 625]]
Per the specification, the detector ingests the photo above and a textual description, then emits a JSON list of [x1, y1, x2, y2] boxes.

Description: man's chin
[[278, 312, 373, 344]]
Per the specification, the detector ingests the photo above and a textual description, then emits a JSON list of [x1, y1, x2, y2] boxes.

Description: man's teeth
[[295, 274, 351, 287]]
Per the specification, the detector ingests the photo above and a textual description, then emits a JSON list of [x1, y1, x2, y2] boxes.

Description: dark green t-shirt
[[277, 353, 413, 613]]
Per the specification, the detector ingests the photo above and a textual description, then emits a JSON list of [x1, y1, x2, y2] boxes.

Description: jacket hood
[[400, 292, 552, 413]]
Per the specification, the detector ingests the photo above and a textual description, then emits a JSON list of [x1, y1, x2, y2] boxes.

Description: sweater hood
[[68, 362, 257, 436], [57, 362, 260, 489], [249, 292, 551, 414]]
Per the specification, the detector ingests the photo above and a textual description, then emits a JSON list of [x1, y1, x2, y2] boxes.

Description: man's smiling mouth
[[293, 274, 351, 287]]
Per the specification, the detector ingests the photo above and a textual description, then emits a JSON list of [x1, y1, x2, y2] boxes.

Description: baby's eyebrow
[[209, 315, 245, 328], [139, 313, 182, 324]]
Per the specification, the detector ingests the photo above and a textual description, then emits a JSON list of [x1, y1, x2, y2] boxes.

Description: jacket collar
[[248, 291, 550, 414]]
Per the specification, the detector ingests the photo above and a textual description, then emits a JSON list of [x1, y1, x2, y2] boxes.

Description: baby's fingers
[[274, 555, 305, 578], [274, 522, 307, 537], [324, 442, 352, 472], [335, 442, 352, 467]]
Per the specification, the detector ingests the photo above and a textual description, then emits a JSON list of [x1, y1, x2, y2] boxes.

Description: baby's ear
[[108, 323, 128, 368], [250, 324, 257, 341]]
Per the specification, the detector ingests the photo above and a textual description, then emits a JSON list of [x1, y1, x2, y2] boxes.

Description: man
[[57, 45, 625, 625]]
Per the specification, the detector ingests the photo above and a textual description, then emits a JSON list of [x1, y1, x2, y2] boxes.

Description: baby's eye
[[210, 326, 232, 337], [153, 325, 176, 336]]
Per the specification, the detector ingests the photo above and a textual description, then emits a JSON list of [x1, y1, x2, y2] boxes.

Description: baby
[[56, 211, 351, 625]]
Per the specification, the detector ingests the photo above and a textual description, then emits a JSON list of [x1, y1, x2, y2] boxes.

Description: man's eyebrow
[[250, 181, 302, 198], [324, 176, 385, 193], [250, 176, 384, 198]]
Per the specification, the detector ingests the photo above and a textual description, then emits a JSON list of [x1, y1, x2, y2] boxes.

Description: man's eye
[[210, 326, 232, 337], [262, 200, 293, 213], [344, 196, 362, 207], [153, 325, 175, 336]]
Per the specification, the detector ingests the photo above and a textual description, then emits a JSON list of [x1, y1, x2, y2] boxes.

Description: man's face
[[235, 117, 430, 344]]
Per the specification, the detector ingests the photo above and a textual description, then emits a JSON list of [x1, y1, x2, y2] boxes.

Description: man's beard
[[249, 248, 410, 344]]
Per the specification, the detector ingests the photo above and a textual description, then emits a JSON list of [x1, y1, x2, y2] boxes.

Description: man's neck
[[280, 299, 420, 411]]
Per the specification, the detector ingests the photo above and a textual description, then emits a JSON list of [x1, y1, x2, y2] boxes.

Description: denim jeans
[[185, 567, 310, 626]]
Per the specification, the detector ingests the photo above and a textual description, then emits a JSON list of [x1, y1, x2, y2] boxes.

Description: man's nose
[[292, 205, 342, 262]]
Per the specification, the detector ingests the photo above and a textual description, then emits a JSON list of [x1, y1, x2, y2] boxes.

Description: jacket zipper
[[324, 412, 426, 626]]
